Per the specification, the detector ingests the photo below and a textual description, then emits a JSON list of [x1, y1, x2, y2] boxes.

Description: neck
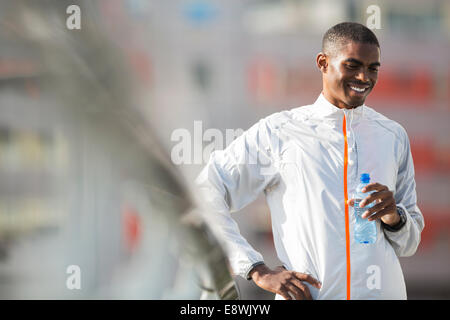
[[322, 91, 355, 109]]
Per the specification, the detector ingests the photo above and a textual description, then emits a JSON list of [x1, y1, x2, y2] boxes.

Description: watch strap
[[382, 206, 407, 232]]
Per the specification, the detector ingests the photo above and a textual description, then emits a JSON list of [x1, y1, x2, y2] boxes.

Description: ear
[[316, 52, 328, 73]]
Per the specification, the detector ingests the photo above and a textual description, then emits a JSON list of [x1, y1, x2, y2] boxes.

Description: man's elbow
[[397, 246, 418, 258], [396, 234, 422, 257]]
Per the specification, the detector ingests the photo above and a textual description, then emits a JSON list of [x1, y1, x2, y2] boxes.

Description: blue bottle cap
[[360, 173, 370, 183]]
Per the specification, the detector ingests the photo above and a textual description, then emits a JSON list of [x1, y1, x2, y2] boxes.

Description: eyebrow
[[344, 58, 381, 67]]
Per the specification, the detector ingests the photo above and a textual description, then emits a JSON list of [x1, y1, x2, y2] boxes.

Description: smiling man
[[196, 22, 424, 300]]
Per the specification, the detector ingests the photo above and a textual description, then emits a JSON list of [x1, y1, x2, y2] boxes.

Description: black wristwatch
[[382, 206, 407, 232]]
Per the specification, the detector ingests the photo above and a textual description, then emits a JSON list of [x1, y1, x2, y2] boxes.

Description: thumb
[[347, 199, 355, 207]]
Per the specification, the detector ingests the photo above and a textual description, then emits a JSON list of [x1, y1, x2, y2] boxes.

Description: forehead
[[333, 41, 380, 63]]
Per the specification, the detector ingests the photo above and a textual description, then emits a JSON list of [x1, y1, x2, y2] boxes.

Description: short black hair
[[322, 22, 380, 56]]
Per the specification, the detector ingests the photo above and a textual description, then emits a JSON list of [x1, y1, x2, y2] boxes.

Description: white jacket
[[195, 94, 424, 300]]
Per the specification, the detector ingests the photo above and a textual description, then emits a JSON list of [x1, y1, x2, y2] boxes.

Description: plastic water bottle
[[354, 173, 377, 244]]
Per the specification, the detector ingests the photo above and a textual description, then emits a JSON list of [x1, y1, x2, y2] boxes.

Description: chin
[[345, 96, 367, 108], [350, 100, 365, 107]]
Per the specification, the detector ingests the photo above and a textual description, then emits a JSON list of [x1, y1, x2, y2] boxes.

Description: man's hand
[[347, 182, 400, 227], [249, 264, 321, 300]]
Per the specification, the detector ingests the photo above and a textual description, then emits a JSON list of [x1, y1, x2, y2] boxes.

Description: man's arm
[[196, 118, 322, 299], [348, 130, 425, 257], [195, 118, 280, 278], [384, 130, 425, 257]]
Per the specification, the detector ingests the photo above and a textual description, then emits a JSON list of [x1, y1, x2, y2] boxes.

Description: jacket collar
[[312, 93, 365, 123]]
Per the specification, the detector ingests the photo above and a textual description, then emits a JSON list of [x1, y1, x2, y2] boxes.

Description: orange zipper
[[342, 113, 351, 300]]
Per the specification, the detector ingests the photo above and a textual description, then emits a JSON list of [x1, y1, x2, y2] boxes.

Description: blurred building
[[0, 0, 237, 300]]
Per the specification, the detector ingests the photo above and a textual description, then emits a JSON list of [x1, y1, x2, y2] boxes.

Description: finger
[[347, 199, 355, 207], [290, 278, 312, 300], [278, 287, 292, 300], [361, 198, 395, 219], [294, 272, 322, 289], [361, 182, 388, 193], [367, 203, 396, 221], [359, 190, 387, 207], [286, 283, 306, 300], [360, 190, 393, 208]]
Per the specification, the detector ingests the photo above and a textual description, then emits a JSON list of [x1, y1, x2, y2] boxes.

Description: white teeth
[[350, 86, 366, 92]]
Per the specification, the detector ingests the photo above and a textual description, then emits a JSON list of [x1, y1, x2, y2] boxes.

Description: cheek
[[329, 68, 346, 87], [334, 68, 352, 85], [333, 77, 348, 95], [371, 75, 378, 86]]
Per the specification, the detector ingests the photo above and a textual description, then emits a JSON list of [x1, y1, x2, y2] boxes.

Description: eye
[[369, 67, 379, 73], [345, 64, 358, 70]]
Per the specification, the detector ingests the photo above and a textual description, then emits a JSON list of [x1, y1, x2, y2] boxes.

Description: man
[[195, 22, 424, 300]]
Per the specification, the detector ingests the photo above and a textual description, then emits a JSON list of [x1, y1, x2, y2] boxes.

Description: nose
[[355, 69, 369, 83]]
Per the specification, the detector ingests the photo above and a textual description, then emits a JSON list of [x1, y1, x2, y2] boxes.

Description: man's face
[[319, 41, 380, 108]]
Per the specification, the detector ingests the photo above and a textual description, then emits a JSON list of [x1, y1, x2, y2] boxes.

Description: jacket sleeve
[[384, 130, 425, 257], [195, 118, 280, 278]]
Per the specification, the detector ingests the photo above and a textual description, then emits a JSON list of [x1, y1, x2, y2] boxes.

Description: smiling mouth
[[348, 83, 370, 94]]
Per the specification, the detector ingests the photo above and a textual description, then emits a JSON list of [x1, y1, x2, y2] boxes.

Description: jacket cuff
[[382, 205, 407, 232], [382, 203, 411, 236], [245, 261, 265, 280]]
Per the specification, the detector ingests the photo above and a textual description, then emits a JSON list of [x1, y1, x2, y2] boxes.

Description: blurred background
[[0, 0, 449, 299]]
